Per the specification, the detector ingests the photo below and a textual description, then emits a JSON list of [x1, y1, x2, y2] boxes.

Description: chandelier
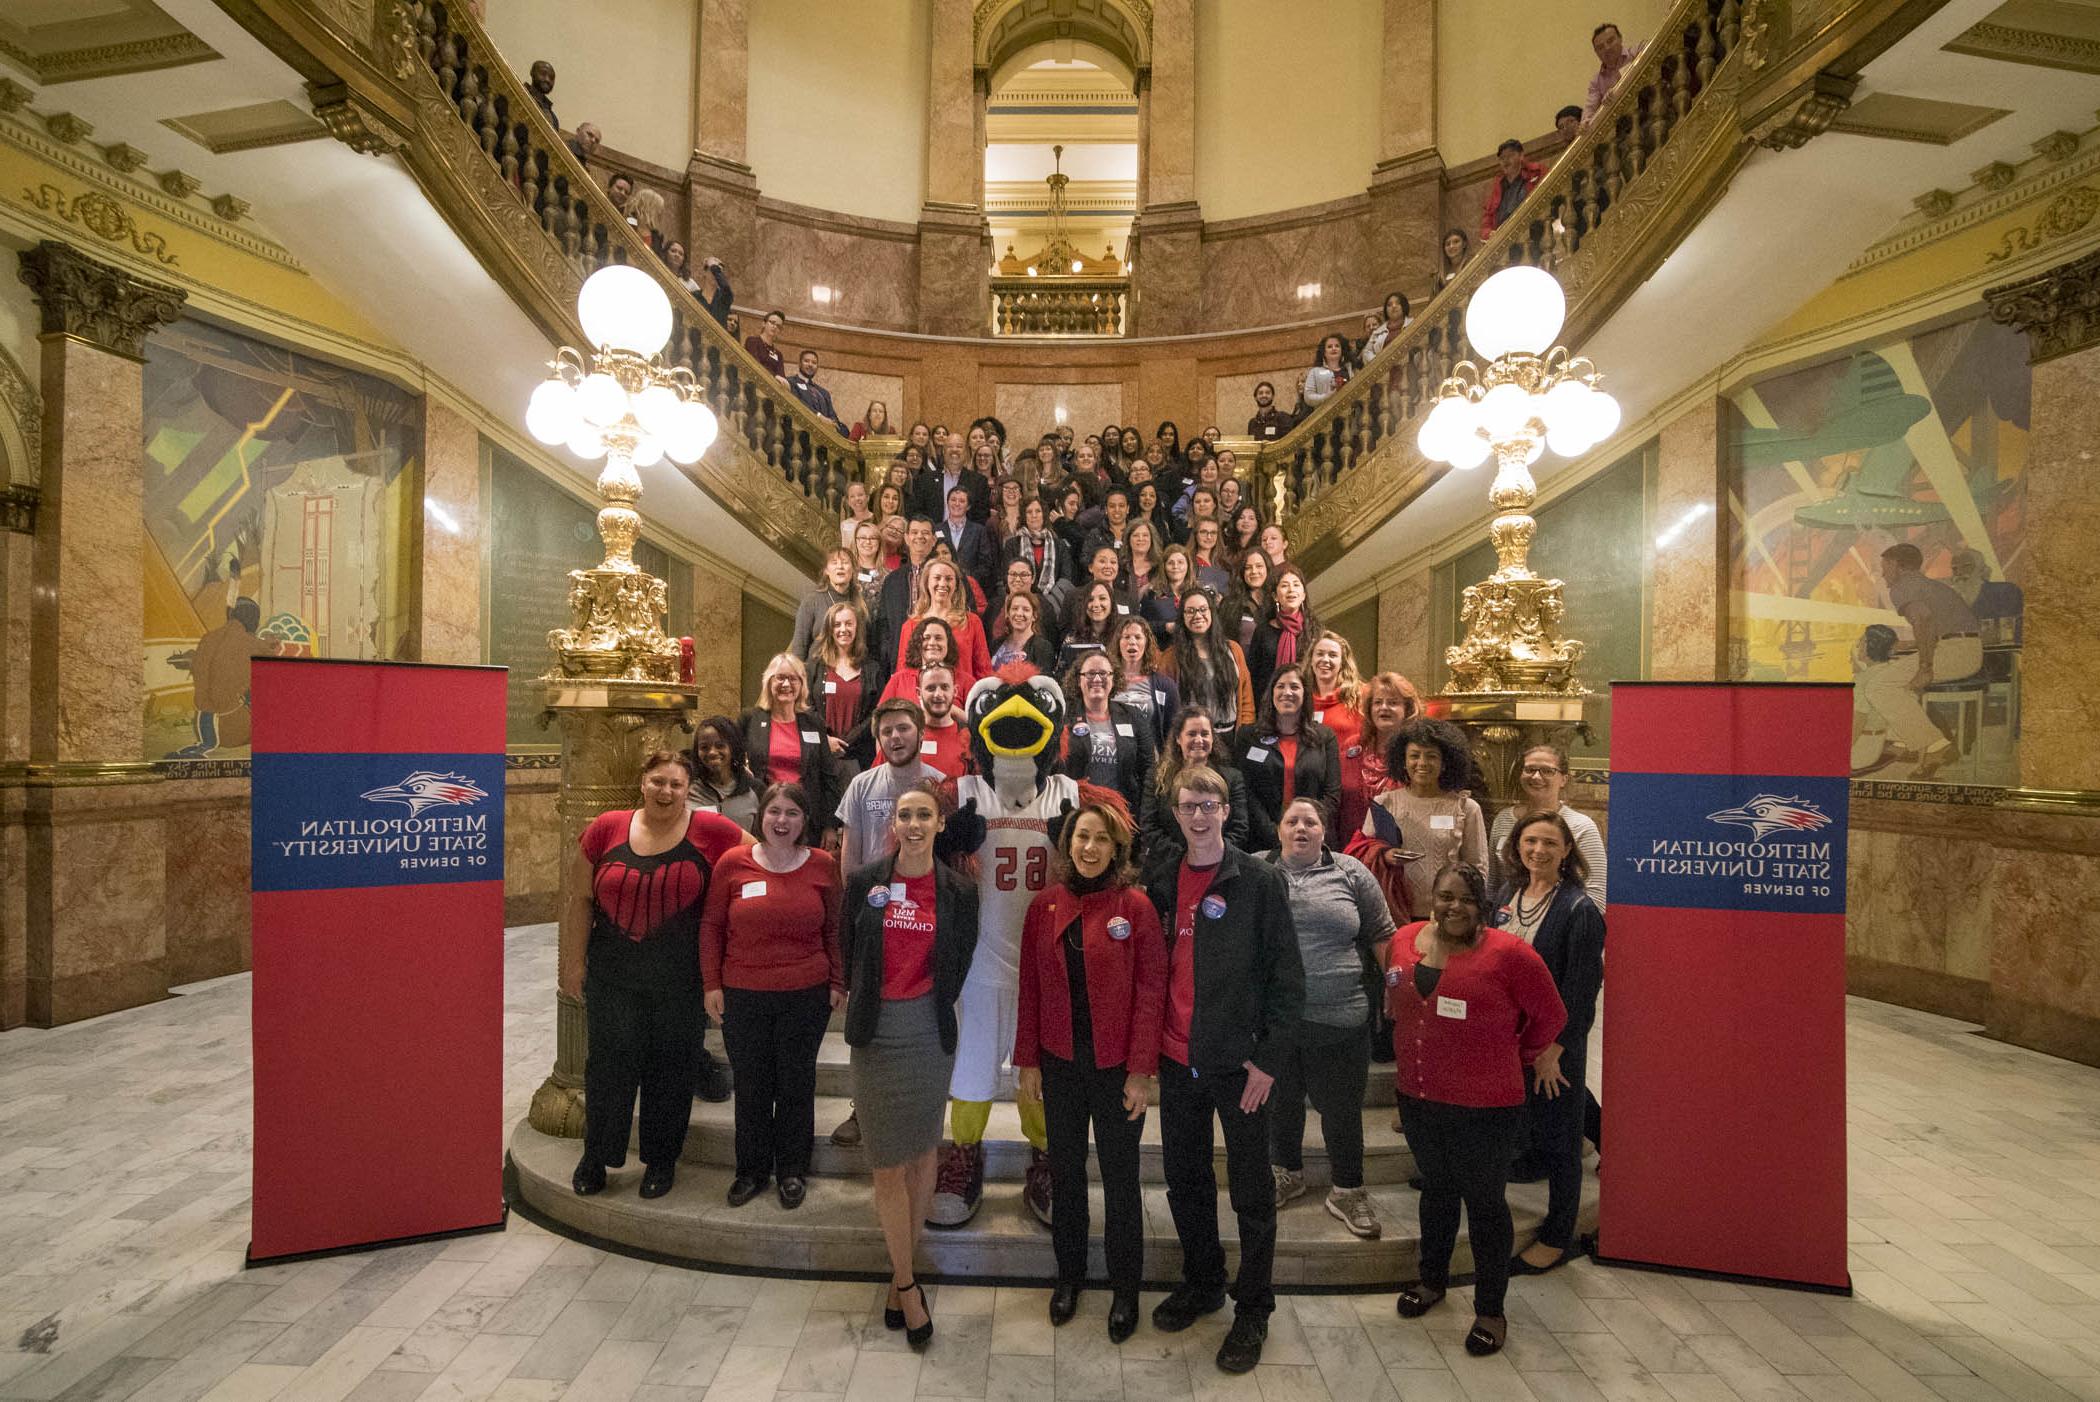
[[521, 265, 718, 680], [1416, 266, 1621, 695]]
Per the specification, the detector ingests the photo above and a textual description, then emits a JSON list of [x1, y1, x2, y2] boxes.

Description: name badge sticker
[[1436, 995, 1468, 1020], [1199, 894, 1227, 920], [823, 680, 837, 694], [801, 730, 821, 744], [1430, 814, 1458, 831], [1116, 723, 1134, 738], [739, 880, 767, 898], [1244, 747, 1270, 763], [1312, 709, 1325, 723], [890, 881, 909, 903], [921, 740, 939, 755], [1107, 917, 1132, 941], [868, 886, 890, 908]]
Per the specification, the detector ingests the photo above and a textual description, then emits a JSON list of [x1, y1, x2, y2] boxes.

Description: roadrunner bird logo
[[1705, 794, 1833, 843], [360, 771, 490, 817]]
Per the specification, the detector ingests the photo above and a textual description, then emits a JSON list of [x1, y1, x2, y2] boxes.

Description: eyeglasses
[[1520, 765, 1564, 777], [1174, 800, 1223, 817]]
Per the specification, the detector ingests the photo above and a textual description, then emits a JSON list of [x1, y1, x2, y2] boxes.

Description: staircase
[[507, 1027, 1598, 1286]]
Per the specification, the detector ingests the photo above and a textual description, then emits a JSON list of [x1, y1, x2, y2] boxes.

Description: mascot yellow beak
[[978, 691, 1055, 758]]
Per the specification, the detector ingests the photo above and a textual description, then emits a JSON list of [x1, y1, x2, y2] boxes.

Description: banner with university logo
[[248, 658, 508, 1263], [1597, 682, 1851, 1291]]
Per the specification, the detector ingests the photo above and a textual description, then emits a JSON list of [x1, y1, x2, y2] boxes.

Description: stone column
[[690, 558, 744, 717], [1980, 249, 2100, 1065], [413, 400, 483, 665], [688, 0, 760, 281], [15, 240, 185, 1025], [1365, 0, 1445, 301], [917, 0, 990, 335], [1130, 0, 1202, 334], [1650, 398, 1723, 681]]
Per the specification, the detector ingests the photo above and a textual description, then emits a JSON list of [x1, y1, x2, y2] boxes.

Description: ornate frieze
[[19, 182, 179, 265], [16, 240, 188, 359], [1985, 245, 2100, 363], [1984, 186, 2099, 264]]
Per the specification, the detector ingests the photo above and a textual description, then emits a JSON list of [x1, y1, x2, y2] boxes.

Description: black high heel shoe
[[884, 1283, 905, 1331], [899, 1280, 933, 1351]]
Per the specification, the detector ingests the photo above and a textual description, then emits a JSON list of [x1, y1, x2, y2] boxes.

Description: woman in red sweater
[[1387, 862, 1565, 1358], [701, 781, 843, 1210], [1013, 799, 1164, 1343]]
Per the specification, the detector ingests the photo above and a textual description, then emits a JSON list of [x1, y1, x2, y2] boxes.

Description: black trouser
[[583, 977, 699, 1169], [720, 983, 831, 1180], [1159, 1058, 1275, 1316], [1041, 1049, 1144, 1292], [1269, 1019, 1370, 1188], [1398, 1095, 1525, 1317], [1585, 1087, 1602, 1149], [1525, 1048, 1588, 1251]]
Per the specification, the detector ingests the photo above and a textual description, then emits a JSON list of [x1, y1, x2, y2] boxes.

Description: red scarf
[[1274, 609, 1305, 668]]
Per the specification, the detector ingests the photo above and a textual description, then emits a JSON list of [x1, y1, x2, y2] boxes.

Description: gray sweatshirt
[[1265, 847, 1397, 1027]]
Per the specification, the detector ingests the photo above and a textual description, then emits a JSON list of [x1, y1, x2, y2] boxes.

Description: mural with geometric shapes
[[142, 319, 421, 762], [1725, 314, 2028, 786]]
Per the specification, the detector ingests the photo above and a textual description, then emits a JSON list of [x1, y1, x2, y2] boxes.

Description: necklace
[[1514, 884, 1555, 924]]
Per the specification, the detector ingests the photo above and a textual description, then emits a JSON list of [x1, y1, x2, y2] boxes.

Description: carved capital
[[1747, 72, 1858, 151], [16, 240, 187, 359], [307, 79, 409, 155], [1985, 245, 2100, 364]]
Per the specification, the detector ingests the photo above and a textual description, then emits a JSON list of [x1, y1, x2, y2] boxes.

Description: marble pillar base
[[688, 152, 760, 276], [21, 773, 169, 1026], [915, 206, 989, 336], [1365, 152, 1445, 302], [1130, 202, 1203, 336]]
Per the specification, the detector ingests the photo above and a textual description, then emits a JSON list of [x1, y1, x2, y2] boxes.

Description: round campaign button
[[1199, 894, 1227, 920], [1385, 966, 1403, 987], [1106, 917, 1132, 941], [1346, 745, 1362, 759], [868, 886, 890, 908], [1071, 723, 1090, 738]]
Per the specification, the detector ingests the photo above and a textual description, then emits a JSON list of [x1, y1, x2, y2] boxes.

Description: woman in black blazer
[[840, 783, 980, 1349], [1139, 709, 1251, 881], [806, 602, 889, 770], [740, 653, 842, 835], [1058, 653, 1158, 820], [1233, 663, 1341, 852], [1492, 809, 1606, 1277]]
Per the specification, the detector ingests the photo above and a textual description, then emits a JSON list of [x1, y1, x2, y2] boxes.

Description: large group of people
[[554, 412, 1609, 1374]]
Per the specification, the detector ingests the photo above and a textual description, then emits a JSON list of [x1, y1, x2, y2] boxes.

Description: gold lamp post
[[520, 264, 717, 1137], [1415, 265, 1621, 798]]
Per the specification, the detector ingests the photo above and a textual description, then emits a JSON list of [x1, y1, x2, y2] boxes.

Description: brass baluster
[[435, 29, 459, 102], [1718, 0, 1741, 55], [787, 426, 806, 497], [1695, 13, 1718, 89], [414, 2, 436, 66]]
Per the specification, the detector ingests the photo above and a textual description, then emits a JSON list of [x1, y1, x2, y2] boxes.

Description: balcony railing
[[991, 277, 1130, 337], [1257, 0, 1763, 570]]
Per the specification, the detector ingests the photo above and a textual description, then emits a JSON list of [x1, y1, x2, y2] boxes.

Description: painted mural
[[142, 319, 420, 762], [1725, 314, 2028, 785]]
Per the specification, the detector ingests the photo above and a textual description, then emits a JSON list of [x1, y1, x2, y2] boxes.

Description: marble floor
[[3, 926, 2099, 1402]]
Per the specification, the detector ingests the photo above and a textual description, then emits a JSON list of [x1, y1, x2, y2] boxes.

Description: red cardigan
[[1014, 882, 1167, 1076], [1387, 921, 1566, 1108], [699, 846, 844, 994]]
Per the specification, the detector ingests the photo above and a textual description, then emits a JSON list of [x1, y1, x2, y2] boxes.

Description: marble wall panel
[[162, 785, 251, 985], [419, 401, 483, 666], [1, 787, 24, 1028], [915, 219, 991, 338], [1377, 566, 1433, 684], [818, 370, 907, 436], [30, 785, 166, 1023], [1845, 825, 1993, 985], [2018, 343, 2100, 792], [1202, 206, 1373, 332], [754, 209, 920, 332], [1, 534, 27, 764], [1988, 843, 2100, 1060], [504, 771, 562, 926], [993, 383, 1126, 470], [1650, 398, 1720, 681]]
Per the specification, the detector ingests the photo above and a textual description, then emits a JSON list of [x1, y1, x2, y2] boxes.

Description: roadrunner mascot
[[928, 664, 1110, 1228]]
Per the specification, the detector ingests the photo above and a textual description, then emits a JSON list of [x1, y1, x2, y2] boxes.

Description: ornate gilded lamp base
[[1444, 575, 1587, 696]]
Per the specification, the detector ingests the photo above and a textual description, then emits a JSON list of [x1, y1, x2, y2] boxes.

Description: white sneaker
[[1326, 1186, 1381, 1239], [1271, 1166, 1306, 1209]]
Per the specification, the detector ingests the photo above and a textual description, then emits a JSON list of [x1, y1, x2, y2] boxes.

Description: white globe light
[[524, 378, 579, 445], [575, 372, 627, 428], [1584, 388, 1622, 443], [633, 382, 682, 439], [1464, 265, 1567, 361], [629, 435, 665, 468], [1445, 430, 1491, 470], [1416, 395, 1469, 464], [576, 262, 673, 355], [1478, 380, 1536, 438], [1545, 416, 1597, 459], [1540, 378, 1594, 438], [564, 424, 606, 460], [664, 399, 719, 465]]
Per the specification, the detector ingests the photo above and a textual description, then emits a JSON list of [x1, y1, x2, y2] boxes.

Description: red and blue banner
[[249, 658, 508, 1263], [1598, 682, 1851, 1291]]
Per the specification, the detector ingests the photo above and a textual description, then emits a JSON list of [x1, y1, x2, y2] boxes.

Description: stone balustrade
[[990, 277, 1130, 337]]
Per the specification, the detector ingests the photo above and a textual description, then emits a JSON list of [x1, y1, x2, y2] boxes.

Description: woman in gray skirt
[[839, 781, 978, 1351]]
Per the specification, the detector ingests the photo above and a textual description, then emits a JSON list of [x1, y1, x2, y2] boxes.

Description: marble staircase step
[[680, 1092, 1419, 1186], [511, 1120, 1594, 1287]]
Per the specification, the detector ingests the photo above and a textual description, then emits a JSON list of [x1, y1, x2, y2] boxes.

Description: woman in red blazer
[[1014, 798, 1164, 1344]]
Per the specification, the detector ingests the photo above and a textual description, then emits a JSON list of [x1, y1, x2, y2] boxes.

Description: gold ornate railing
[[1262, 0, 1765, 572], [990, 277, 1130, 336]]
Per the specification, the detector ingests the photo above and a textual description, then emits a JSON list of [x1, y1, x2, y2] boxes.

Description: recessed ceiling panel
[[162, 99, 325, 154], [1828, 92, 2014, 143], [1943, 0, 2100, 73]]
